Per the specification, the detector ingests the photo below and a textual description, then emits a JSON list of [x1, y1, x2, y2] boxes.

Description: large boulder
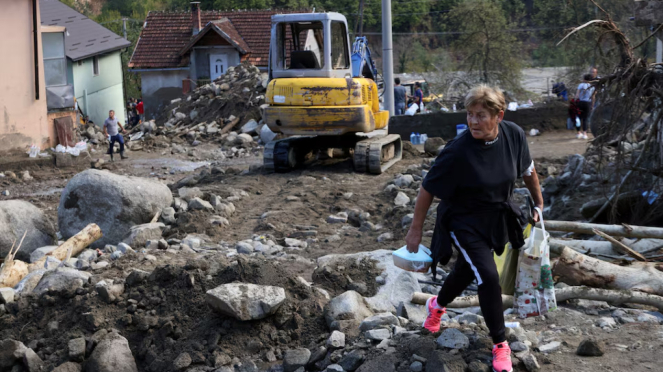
[[0, 200, 55, 261], [58, 170, 173, 248], [206, 283, 286, 321], [85, 333, 138, 372]]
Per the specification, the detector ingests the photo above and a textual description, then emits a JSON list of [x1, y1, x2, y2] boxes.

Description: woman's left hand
[[532, 207, 541, 223]]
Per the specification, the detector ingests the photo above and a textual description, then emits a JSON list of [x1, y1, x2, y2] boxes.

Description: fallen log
[[0, 232, 29, 288], [543, 220, 663, 239], [553, 246, 663, 296], [550, 239, 619, 256], [411, 292, 514, 309], [549, 238, 663, 259], [28, 223, 103, 272], [220, 117, 241, 135], [411, 286, 663, 311]]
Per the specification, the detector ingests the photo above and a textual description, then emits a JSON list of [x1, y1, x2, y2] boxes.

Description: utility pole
[[357, 0, 365, 36], [657, 32, 662, 63], [122, 18, 127, 40], [382, 0, 394, 117]]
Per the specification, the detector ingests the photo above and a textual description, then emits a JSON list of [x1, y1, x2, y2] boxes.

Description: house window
[[93, 56, 99, 76], [42, 32, 67, 86]]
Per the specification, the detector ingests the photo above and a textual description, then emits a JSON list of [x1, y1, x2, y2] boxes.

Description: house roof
[[179, 18, 251, 56], [129, 9, 303, 69], [40, 0, 131, 61]]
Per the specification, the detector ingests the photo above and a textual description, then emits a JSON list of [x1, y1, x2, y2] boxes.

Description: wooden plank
[[592, 228, 647, 262]]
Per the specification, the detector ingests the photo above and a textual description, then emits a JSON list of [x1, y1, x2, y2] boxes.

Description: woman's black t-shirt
[[422, 120, 532, 248]]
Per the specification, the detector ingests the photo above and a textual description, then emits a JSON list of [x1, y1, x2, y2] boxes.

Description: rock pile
[[124, 62, 274, 158]]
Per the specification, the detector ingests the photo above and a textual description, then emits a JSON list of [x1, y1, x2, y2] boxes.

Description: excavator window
[[275, 21, 324, 70], [331, 22, 349, 69]]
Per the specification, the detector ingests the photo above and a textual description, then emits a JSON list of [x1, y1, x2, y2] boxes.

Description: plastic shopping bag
[[405, 104, 418, 116], [514, 208, 557, 317], [496, 224, 532, 295]]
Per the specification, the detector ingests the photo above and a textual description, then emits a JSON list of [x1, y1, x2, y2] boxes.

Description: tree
[[445, 0, 523, 92]]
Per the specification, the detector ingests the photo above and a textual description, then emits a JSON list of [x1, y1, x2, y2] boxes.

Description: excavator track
[[264, 134, 402, 174], [263, 137, 311, 172], [353, 134, 403, 174]]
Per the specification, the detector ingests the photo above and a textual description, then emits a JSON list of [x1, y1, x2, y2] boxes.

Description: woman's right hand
[[405, 227, 423, 253]]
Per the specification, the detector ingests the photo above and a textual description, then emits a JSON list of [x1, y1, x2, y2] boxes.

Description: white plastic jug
[[392, 245, 433, 273]]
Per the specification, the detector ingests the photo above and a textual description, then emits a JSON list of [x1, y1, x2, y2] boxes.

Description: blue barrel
[[456, 124, 468, 136]]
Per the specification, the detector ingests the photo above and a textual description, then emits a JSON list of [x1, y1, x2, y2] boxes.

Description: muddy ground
[[4, 130, 658, 372]]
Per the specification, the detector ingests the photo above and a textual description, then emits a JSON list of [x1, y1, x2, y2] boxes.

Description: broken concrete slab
[[206, 283, 286, 321]]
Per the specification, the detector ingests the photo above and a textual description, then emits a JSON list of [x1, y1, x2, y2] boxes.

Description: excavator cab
[[263, 13, 402, 174], [269, 13, 351, 79]]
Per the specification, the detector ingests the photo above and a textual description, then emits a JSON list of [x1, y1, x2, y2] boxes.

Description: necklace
[[485, 136, 499, 145]]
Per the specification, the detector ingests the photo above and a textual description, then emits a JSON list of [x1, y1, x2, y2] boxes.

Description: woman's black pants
[[436, 230, 506, 344], [577, 101, 591, 132]]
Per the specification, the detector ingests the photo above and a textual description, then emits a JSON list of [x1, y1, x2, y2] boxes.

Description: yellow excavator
[[262, 12, 402, 174]]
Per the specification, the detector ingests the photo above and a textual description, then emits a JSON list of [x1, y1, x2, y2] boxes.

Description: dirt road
[[528, 129, 591, 160]]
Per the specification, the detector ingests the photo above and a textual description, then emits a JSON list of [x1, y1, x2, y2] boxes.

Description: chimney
[[191, 2, 201, 36]]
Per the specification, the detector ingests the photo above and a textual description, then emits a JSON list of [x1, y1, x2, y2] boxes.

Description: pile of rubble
[[121, 62, 275, 160], [543, 112, 656, 223]]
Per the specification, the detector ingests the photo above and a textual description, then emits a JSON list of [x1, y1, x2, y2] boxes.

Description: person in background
[[590, 67, 599, 80], [103, 110, 128, 161], [136, 99, 144, 124], [552, 82, 568, 101], [414, 82, 424, 112], [394, 78, 408, 115], [575, 74, 595, 140], [405, 85, 543, 372]]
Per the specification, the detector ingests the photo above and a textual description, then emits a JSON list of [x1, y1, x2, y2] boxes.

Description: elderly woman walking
[[405, 85, 543, 372]]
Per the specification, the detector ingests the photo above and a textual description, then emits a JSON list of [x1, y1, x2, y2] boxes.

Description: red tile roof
[[180, 18, 251, 56], [129, 9, 304, 69]]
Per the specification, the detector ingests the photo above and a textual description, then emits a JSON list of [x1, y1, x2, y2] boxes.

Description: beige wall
[[0, 0, 52, 153]]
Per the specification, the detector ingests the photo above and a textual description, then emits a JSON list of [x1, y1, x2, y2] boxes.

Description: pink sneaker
[[422, 296, 446, 332], [492, 341, 513, 372]]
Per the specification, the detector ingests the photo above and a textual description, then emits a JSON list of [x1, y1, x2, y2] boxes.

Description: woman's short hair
[[583, 73, 592, 81], [464, 85, 506, 116]]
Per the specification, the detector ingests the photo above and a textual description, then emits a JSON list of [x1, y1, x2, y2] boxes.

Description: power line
[[345, 10, 450, 16], [360, 26, 569, 35]]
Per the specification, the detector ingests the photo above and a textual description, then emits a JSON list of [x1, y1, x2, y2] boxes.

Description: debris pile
[[544, 111, 659, 224], [124, 62, 273, 159], [78, 121, 108, 145], [2, 136, 663, 371]]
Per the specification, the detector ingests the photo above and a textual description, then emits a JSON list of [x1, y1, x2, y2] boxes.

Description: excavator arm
[[351, 36, 378, 81]]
